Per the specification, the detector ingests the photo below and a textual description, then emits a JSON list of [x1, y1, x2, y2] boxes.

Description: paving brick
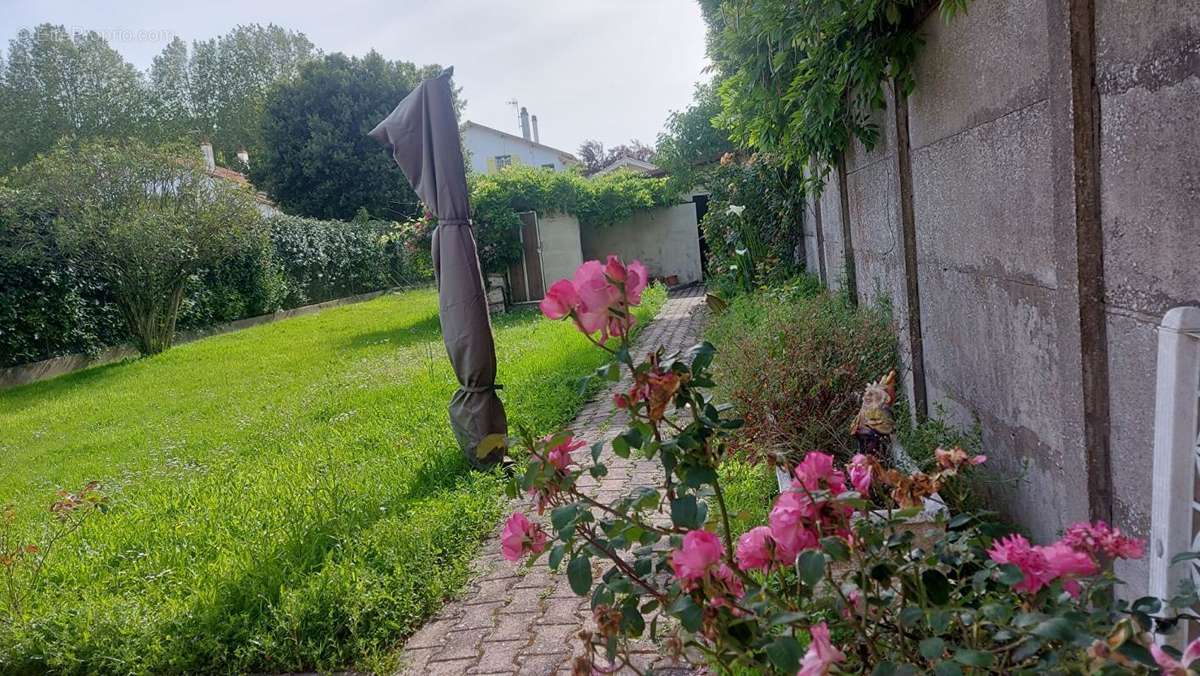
[[395, 289, 707, 676], [483, 611, 538, 642], [514, 652, 571, 675], [426, 657, 478, 675], [429, 636, 481, 662], [406, 617, 458, 649], [469, 639, 526, 673], [524, 622, 581, 656], [539, 597, 583, 625], [455, 601, 504, 631]]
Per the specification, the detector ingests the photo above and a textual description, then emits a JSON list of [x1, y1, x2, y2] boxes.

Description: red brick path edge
[[396, 287, 709, 676]]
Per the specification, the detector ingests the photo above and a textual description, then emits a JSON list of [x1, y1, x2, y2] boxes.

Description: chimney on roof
[[519, 107, 531, 141], [531, 115, 540, 144], [236, 148, 249, 168], [200, 141, 215, 172]]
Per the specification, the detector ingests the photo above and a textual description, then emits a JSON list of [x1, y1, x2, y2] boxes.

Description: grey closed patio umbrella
[[369, 67, 507, 469]]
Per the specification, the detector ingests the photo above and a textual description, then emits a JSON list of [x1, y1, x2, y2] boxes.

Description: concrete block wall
[[805, 0, 1198, 582], [580, 203, 704, 285], [535, 212, 584, 288], [1095, 0, 1200, 586]]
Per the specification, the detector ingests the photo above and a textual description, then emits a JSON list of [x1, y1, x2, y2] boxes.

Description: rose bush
[[501, 256, 1200, 675]]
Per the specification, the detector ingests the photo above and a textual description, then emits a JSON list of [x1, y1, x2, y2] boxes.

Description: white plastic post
[[1149, 306, 1200, 648]]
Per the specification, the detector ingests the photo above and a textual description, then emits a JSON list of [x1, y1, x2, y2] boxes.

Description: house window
[[495, 155, 512, 170], [541, 163, 555, 170]]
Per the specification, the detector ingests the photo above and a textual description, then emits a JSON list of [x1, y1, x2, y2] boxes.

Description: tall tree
[[148, 25, 317, 165], [576, 139, 656, 175], [655, 80, 734, 190], [250, 51, 443, 220], [0, 25, 148, 172]]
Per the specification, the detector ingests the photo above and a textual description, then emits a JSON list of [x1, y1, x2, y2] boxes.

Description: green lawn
[[0, 286, 664, 674]]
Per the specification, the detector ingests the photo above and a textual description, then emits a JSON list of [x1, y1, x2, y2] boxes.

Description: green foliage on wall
[[655, 80, 735, 193], [701, 153, 808, 295], [468, 165, 677, 275], [705, 0, 970, 175]]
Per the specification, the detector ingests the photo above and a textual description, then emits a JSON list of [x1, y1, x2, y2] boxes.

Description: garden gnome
[[850, 370, 896, 461]]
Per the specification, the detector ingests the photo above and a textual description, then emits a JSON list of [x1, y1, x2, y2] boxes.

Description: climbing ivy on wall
[[468, 165, 676, 276], [704, 0, 970, 179]]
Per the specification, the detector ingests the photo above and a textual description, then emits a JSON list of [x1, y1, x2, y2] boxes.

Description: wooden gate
[[1150, 306, 1200, 647], [507, 211, 545, 303]]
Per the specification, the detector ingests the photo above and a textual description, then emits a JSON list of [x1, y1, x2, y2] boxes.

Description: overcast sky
[[1, 0, 711, 155]]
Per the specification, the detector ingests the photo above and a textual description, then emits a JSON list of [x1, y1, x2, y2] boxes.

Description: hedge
[[0, 206, 432, 368]]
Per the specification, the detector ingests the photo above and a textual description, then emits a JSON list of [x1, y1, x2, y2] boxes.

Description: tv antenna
[[505, 98, 519, 133]]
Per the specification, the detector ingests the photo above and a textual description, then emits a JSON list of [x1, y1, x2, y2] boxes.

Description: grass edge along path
[[0, 285, 666, 674]]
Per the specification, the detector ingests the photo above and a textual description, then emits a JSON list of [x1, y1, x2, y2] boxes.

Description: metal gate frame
[[506, 211, 546, 304], [1150, 306, 1200, 647]]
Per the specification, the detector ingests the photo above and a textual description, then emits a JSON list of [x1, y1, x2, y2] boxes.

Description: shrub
[[267, 214, 425, 307], [0, 193, 433, 367], [0, 185, 127, 366], [500, 259, 1199, 674], [895, 401, 988, 514], [15, 139, 265, 355], [700, 153, 808, 293], [706, 279, 895, 465], [178, 235, 287, 330]]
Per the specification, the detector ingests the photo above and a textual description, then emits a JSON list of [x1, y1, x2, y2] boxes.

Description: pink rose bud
[[540, 279, 580, 320], [670, 529, 723, 582], [573, 260, 620, 315], [604, 254, 627, 282], [501, 512, 547, 562], [848, 454, 872, 495], [735, 526, 776, 573], [626, 260, 648, 305], [544, 434, 585, 472]]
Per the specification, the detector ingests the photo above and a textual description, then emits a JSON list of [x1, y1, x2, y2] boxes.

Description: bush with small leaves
[[500, 255, 1200, 674]]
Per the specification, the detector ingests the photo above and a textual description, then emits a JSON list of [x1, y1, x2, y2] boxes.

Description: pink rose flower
[[736, 526, 777, 573], [990, 534, 1102, 596], [573, 260, 621, 316], [841, 588, 865, 619], [604, 254, 627, 282], [1040, 542, 1099, 597], [768, 490, 820, 564], [1061, 521, 1145, 560], [670, 529, 723, 583], [501, 512, 547, 562], [544, 434, 585, 472], [989, 534, 1052, 593], [798, 622, 846, 676], [1151, 637, 1200, 675], [794, 451, 847, 495], [626, 260, 648, 305], [848, 454, 872, 495], [539, 278, 580, 320]]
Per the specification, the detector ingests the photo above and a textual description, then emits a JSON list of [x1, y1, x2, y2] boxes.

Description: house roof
[[593, 156, 663, 177], [461, 120, 580, 163], [208, 166, 278, 208]]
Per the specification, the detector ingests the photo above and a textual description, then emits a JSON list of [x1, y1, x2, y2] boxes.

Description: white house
[[461, 108, 579, 175], [200, 142, 281, 216]]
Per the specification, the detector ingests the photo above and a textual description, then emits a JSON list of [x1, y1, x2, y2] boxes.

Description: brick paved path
[[397, 287, 708, 676]]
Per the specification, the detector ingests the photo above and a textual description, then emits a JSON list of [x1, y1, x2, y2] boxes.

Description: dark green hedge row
[[0, 214, 432, 368]]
